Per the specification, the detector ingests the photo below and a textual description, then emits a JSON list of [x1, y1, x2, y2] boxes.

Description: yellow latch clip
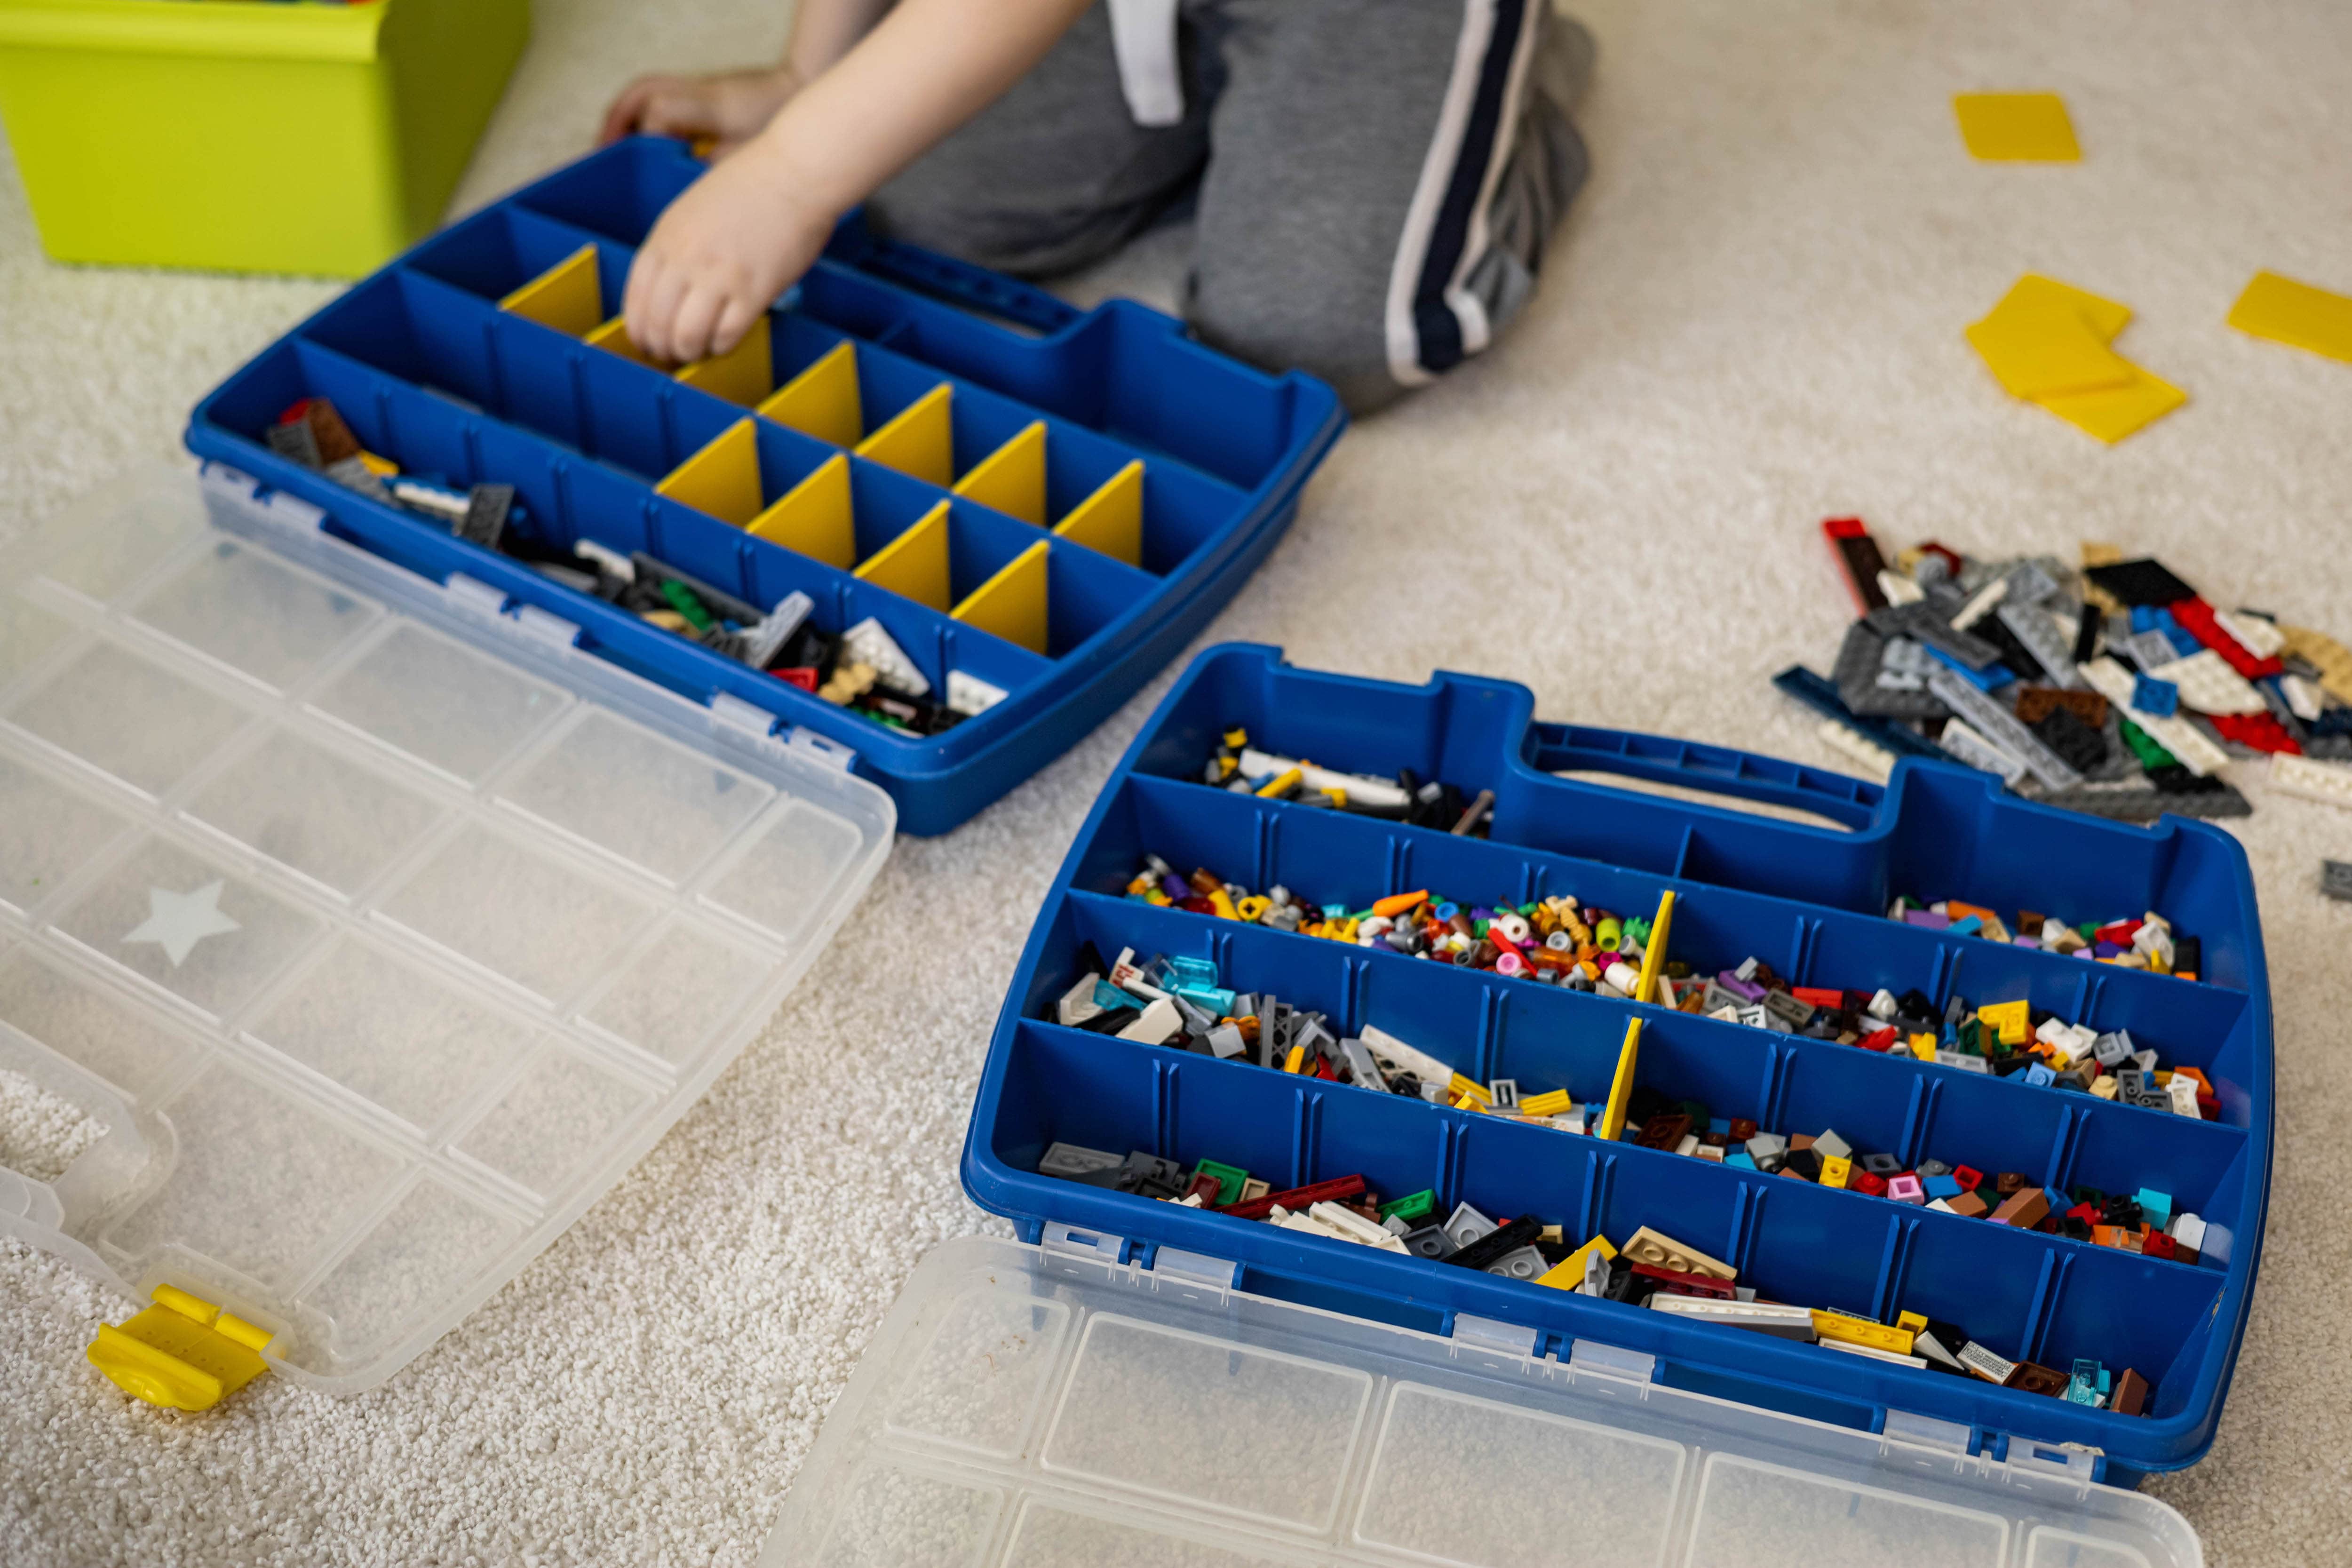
[[87, 1284, 273, 1411]]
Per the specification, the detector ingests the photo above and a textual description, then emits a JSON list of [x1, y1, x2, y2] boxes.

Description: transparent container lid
[[761, 1233, 2201, 1568], [0, 463, 894, 1393]]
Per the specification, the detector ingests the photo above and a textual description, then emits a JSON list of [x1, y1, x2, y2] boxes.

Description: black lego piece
[[2084, 559, 2198, 608]]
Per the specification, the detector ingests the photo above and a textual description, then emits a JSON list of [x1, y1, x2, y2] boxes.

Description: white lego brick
[[1936, 716, 2028, 786], [841, 616, 930, 697], [1818, 718, 1894, 782], [1876, 568, 1926, 606], [2146, 649, 2266, 716], [2216, 609, 2287, 659], [2282, 674, 2328, 722], [1928, 670, 2083, 788], [2077, 657, 2233, 776], [2269, 753, 2352, 811]]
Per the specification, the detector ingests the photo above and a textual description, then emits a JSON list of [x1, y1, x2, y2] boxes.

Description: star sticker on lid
[[123, 880, 241, 968]]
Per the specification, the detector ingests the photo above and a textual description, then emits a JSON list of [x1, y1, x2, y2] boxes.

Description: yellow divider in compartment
[[499, 243, 603, 336], [855, 382, 954, 486], [1597, 1016, 1643, 1142], [673, 316, 774, 406], [758, 341, 863, 448], [748, 453, 856, 569], [953, 421, 1047, 524], [950, 539, 1049, 653], [1053, 460, 1144, 566], [851, 499, 951, 608], [655, 418, 763, 526], [584, 315, 664, 368]]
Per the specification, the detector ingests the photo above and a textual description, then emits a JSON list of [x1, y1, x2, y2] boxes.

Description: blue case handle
[[1525, 721, 1886, 830], [843, 237, 1083, 335]]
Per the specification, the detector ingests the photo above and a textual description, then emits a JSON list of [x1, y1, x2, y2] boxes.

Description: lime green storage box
[[0, 0, 527, 277]]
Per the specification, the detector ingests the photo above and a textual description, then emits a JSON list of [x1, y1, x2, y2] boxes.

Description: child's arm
[[596, 0, 892, 157], [622, 0, 1093, 366]]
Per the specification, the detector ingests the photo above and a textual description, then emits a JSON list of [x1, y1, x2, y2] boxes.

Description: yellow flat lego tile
[[1966, 294, 2137, 400], [2227, 270, 2352, 364], [1993, 273, 2132, 344], [499, 243, 603, 336], [1954, 92, 2081, 161], [674, 315, 775, 407], [1053, 460, 1145, 566], [758, 340, 863, 447], [587, 315, 667, 369], [655, 418, 763, 526], [2034, 366, 2188, 444], [852, 500, 951, 609], [954, 421, 1048, 524], [855, 383, 954, 486], [952, 539, 1050, 653], [1536, 1233, 1618, 1290], [748, 452, 856, 568]]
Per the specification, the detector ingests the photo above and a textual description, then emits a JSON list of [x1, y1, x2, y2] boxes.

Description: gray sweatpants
[[865, 0, 1592, 414]]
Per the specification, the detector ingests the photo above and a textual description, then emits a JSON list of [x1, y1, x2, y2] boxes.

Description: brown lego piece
[[2111, 1367, 2151, 1417], [2006, 1361, 2071, 1398], [1990, 1186, 2050, 1229], [1946, 1189, 1990, 1219], [1729, 1117, 1759, 1141], [2012, 688, 2108, 729], [1637, 1113, 1692, 1152], [1994, 1171, 2027, 1198]]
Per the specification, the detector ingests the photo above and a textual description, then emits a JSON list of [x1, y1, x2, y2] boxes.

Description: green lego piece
[[1380, 1189, 1437, 1223], [2117, 717, 2177, 771], [659, 577, 715, 631], [1194, 1159, 1249, 1206]]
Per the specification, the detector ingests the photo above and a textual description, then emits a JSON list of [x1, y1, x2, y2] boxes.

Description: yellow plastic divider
[[758, 341, 863, 447], [1596, 1016, 1643, 1142], [748, 453, 856, 569], [1632, 889, 1676, 1004], [1053, 460, 1144, 566], [851, 500, 951, 609], [953, 421, 1047, 524], [673, 315, 774, 406], [585, 315, 665, 368], [855, 382, 954, 486], [951, 539, 1049, 653], [499, 243, 602, 336], [655, 418, 763, 525]]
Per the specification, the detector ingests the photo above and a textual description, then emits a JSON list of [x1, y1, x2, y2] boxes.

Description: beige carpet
[[6, 0, 2352, 1562]]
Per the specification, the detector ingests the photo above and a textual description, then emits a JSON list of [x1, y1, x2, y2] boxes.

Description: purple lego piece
[[1905, 909, 1953, 930], [1716, 971, 1767, 1003]]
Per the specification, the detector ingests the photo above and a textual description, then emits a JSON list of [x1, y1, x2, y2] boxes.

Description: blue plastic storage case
[[185, 137, 1345, 835], [960, 645, 2272, 1488]]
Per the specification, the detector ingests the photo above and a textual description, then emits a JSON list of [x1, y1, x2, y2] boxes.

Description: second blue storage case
[[186, 138, 1345, 834]]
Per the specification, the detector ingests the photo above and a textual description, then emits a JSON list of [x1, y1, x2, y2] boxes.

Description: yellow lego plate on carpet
[[1953, 92, 2081, 161]]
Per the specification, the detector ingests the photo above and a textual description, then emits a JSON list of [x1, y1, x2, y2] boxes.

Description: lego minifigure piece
[[1621, 1226, 1734, 1280]]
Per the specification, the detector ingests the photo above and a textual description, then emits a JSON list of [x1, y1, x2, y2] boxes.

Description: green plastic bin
[[0, 0, 527, 277]]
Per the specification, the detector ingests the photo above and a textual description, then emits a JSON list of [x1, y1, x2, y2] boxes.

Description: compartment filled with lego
[[1062, 768, 2257, 1125], [982, 1021, 2218, 1440], [1126, 645, 2255, 988], [1027, 885, 2244, 1270]]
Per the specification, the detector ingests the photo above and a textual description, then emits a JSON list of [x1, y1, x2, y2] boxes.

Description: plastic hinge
[[1040, 1221, 1126, 1264], [200, 462, 324, 537], [708, 692, 783, 752], [1450, 1313, 1540, 1359], [1883, 1409, 1972, 1456], [785, 726, 858, 771], [2009, 1439, 2101, 1490], [1150, 1247, 1240, 1292], [510, 604, 580, 651], [1568, 1338, 1658, 1383], [443, 574, 510, 622]]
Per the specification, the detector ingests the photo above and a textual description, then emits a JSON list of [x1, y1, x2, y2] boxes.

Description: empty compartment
[[514, 139, 701, 247], [405, 205, 628, 313]]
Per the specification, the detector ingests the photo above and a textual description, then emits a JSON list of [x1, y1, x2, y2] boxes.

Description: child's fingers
[[668, 284, 727, 366], [708, 296, 763, 360], [627, 255, 689, 365], [597, 79, 661, 146]]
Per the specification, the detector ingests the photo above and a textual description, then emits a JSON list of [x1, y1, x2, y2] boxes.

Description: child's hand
[[623, 140, 839, 364], [598, 67, 801, 158]]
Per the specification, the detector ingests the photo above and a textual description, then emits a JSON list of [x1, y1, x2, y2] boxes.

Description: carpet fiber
[[5, 1, 2351, 1562]]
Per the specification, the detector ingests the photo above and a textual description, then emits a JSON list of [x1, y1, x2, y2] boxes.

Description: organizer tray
[[963, 645, 2274, 1482], [185, 136, 1346, 836]]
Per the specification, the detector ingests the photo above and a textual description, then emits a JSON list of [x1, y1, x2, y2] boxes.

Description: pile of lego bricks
[[1778, 517, 2352, 821], [1036, 1143, 2155, 1416]]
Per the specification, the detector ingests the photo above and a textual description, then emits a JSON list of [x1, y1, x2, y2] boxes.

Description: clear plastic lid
[[761, 1233, 2200, 1568], [0, 464, 894, 1393]]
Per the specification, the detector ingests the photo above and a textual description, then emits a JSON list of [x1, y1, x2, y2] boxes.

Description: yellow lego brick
[[1448, 1074, 1493, 1105], [1896, 1310, 1929, 1334], [1535, 1234, 1618, 1291], [950, 539, 1049, 653], [1812, 1311, 1915, 1356], [1953, 92, 2081, 161], [1518, 1089, 1572, 1118], [2034, 367, 2188, 445], [1053, 459, 1144, 565], [2228, 270, 2352, 364], [499, 243, 602, 336], [954, 421, 1048, 524], [1820, 1154, 1852, 1189], [1977, 999, 2031, 1046], [1909, 1033, 1938, 1062], [758, 340, 864, 447], [1283, 1044, 1308, 1074]]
